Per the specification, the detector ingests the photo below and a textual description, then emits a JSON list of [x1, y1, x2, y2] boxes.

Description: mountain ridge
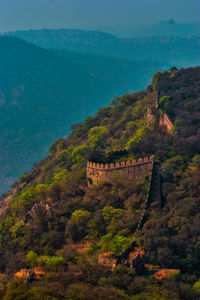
[[5, 29, 200, 66], [0, 66, 200, 299]]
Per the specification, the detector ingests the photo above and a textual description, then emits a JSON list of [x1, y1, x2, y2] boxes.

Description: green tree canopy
[[88, 126, 108, 149]]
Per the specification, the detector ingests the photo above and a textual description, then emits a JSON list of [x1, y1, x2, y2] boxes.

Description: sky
[[0, 0, 199, 32]]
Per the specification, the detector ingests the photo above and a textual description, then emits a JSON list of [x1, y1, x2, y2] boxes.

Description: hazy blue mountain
[[0, 36, 169, 193], [6, 29, 200, 67], [87, 20, 200, 38]]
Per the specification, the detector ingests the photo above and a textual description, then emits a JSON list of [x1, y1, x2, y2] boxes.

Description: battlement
[[87, 155, 155, 185], [87, 155, 154, 171]]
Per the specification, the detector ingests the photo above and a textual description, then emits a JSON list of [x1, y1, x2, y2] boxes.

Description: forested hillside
[[0, 36, 168, 193], [7, 29, 200, 66], [0, 67, 200, 299]]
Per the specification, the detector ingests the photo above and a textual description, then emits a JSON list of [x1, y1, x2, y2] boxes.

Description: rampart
[[147, 109, 173, 134], [159, 113, 173, 132], [87, 155, 154, 185]]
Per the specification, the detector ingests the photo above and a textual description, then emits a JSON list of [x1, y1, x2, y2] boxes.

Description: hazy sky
[[0, 0, 199, 32]]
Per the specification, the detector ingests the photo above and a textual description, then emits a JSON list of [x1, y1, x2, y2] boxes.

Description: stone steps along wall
[[136, 161, 161, 231]]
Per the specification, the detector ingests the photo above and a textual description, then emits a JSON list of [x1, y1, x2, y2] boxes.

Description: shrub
[[159, 96, 171, 107]]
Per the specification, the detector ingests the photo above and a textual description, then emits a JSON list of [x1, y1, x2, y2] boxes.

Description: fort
[[86, 104, 172, 237], [87, 104, 173, 187], [87, 155, 155, 185], [86, 100, 172, 269]]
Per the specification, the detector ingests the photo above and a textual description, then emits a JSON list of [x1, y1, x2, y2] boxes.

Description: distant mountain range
[[0, 26, 200, 193], [0, 36, 169, 193], [86, 20, 200, 38], [6, 29, 200, 67]]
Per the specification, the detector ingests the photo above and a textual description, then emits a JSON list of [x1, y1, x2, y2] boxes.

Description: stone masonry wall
[[87, 155, 154, 185], [159, 113, 173, 133]]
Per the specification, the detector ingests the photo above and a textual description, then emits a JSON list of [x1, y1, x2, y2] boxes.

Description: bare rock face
[[98, 252, 117, 270]]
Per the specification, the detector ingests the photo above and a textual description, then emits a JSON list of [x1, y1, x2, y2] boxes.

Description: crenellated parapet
[[87, 155, 154, 171], [87, 155, 155, 185]]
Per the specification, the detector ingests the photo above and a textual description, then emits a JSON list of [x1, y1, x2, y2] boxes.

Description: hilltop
[[0, 36, 168, 193], [0, 67, 200, 299]]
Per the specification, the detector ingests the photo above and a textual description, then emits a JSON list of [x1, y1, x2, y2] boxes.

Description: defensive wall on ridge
[[87, 155, 154, 185], [159, 113, 173, 132], [147, 109, 173, 133]]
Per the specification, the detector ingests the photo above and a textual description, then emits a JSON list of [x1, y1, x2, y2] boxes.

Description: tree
[[102, 206, 124, 224], [26, 251, 38, 268], [71, 144, 88, 164], [99, 233, 114, 253], [112, 236, 130, 256], [88, 126, 108, 149], [38, 255, 64, 272], [72, 210, 91, 225], [193, 280, 200, 293], [126, 125, 148, 149], [170, 66, 178, 72], [3, 280, 33, 300], [192, 154, 200, 167]]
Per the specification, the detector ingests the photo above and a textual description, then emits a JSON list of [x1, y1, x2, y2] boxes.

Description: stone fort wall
[[87, 155, 154, 185], [147, 109, 173, 133], [159, 113, 173, 132]]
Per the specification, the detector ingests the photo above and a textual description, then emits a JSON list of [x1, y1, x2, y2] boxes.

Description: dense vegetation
[[7, 29, 200, 66], [0, 67, 200, 299], [0, 36, 169, 193]]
